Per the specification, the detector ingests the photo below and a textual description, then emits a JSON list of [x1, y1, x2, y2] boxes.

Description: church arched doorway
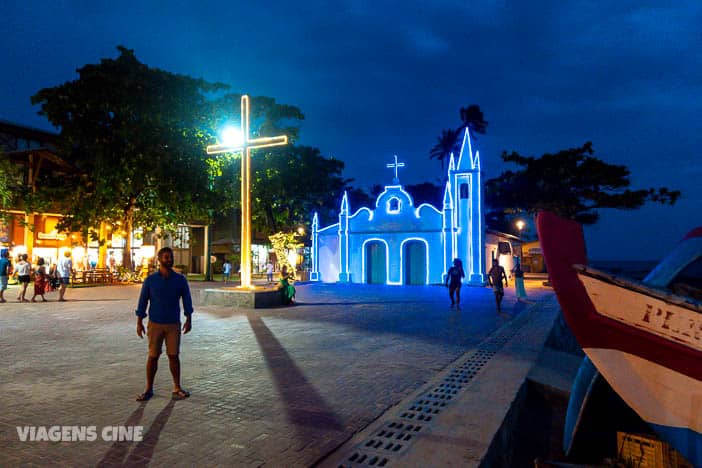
[[365, 241, 387, 284], [403, 240, 427, 285]]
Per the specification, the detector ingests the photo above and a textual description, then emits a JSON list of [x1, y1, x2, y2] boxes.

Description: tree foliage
[[250, 145, 347, 234], [459, 104, 488, 139], [345, 187, 375, 214], [31, 47, 225, 266], [430, 104, 487, 170], [268, 231, 302, 276], [405, 182, 443, 207], [30, 46, 305, 267], [429, 128, 460, 170], [485, 142, 681, 225]]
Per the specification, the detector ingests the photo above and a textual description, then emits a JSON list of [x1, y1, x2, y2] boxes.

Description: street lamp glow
[[220, 126, 244, 148], [206, 95, 289, 288], [516, 219, 525, 233]]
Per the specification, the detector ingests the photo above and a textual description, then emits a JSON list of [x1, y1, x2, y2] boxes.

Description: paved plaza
[[0, 280, 551, 466]]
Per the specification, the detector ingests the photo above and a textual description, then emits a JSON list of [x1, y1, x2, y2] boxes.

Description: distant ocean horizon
[[589, 259, 660, 280]]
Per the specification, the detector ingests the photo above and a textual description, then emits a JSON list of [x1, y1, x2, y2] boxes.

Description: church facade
[[310, 129, 485, 285]]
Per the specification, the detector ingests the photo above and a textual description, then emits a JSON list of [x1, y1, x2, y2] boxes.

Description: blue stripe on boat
[[648, 422, 701, 467]]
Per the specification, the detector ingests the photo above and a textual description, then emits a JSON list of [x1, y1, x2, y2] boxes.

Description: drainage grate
[[336, 306, 535, 467]]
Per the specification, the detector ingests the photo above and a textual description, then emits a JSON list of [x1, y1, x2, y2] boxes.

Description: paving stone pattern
[[0, 280, 551, 466]]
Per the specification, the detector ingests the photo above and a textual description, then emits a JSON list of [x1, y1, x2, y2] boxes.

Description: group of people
[[445, 257, 527, 312], [220, 260, 276, 285], [0, 250, 73, 303]]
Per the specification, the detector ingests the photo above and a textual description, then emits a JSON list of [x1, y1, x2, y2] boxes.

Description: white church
[[310, 129, 487, 286]]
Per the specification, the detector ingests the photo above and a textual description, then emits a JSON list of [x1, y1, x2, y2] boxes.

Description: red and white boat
[[537, 211, 702, 466]]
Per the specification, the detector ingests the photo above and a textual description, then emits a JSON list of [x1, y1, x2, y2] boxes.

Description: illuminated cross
[[386, 155, 405, 184], [207, 95, 288, 289]]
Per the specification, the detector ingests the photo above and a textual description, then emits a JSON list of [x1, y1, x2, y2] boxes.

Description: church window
[[387, 197, 401, 213], [460, 183, 469, 199]]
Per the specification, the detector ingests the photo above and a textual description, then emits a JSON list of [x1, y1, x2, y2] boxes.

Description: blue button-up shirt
[[135, 270, 193, 324]]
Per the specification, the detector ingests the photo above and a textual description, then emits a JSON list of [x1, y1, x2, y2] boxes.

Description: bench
[[71, 268, 118, 285]]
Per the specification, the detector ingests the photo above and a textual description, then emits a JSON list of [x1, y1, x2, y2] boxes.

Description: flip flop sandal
[[136, 391, 154, 401], [171, 389, 190, 400]]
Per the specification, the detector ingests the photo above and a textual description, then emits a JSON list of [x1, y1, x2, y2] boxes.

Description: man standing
[[57, 251, 73, 302], [135, 247, 193, 401], [0, 250, 11, 303], [222, 259, 231, 283], [488, 259, 509, 312], [266, 261, 274, 284]]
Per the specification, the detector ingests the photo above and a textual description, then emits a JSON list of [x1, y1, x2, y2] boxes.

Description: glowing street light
[[207, 95, 289, 289], [515, 219, 525, 236], [220, 125, 244, 148]]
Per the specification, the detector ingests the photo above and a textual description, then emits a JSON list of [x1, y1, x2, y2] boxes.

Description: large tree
[[459, 104, 488, 140], [429, 128, 460, 170], [485, 142, 680, 227], [250, 145, 347, 233], [345, 187, 375, 214], [31, 46, 304, 268], [430, 104, 487, 171], [405, 182, 443, 207]]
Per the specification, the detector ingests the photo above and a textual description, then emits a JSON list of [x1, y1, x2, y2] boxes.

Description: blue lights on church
[[310, 128, 486, 285]]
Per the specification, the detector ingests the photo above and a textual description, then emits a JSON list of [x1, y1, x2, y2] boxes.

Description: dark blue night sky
[[2, 1, 700, 260]]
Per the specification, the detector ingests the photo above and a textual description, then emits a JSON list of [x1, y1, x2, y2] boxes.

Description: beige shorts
[[147, 322, 181, 357]]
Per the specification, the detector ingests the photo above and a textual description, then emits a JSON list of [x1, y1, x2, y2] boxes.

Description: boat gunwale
[[574, 264, 702, 313]]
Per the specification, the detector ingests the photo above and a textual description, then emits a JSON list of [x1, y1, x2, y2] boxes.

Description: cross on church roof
[[386, 155, 405, 184]]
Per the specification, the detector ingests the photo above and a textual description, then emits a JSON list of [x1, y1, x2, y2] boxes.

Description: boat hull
[[537, 211, 702, 466]]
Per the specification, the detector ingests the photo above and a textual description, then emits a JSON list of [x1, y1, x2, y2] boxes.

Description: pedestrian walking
[[488, 259, 509, 312], [57, 251, 73, 302], [135, 246, 193, 402], [222, 259, 232, 283], [512, 259, 527, 301], [15, 254, 31, 302], [48, 263, 60, 291], [444, 258, 465, 308], [266, 261, 274, 284], [31, 258, 49, 302], [0, 249, 11, 303]]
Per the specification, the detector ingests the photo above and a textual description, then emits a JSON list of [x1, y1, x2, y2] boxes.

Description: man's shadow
[[96, 399, 176, 467]]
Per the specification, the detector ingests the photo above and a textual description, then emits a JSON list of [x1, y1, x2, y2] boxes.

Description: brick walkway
[[0, 280, 551, 466]]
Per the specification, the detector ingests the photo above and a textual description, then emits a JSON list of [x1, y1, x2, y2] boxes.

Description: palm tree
[[459, 104, 488, 140], [429, 128, 460, 170]]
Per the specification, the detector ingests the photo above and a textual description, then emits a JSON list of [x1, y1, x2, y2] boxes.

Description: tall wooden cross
[[386, 155, 405, 184], [207, 95, 288, 288]]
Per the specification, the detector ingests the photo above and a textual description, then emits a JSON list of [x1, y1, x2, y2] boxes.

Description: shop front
[[0, 213, 157, 275], [3, 213, 77, 268]]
